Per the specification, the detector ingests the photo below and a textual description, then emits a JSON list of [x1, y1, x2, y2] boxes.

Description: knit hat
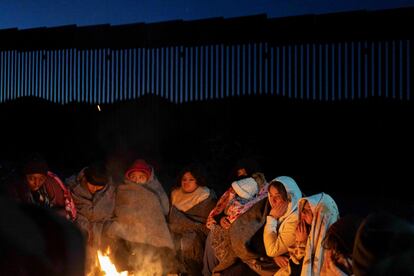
[[231, 177, 258, 200], [125, 159, 152, 179], [84, 162, 108, 187], [23, 158, 49, 175]]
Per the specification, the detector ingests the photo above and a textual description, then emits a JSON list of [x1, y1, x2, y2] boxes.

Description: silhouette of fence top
[[1, 7, 414, 50]]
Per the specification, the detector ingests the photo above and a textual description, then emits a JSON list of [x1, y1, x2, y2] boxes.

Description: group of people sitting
[[1, 155, 413, 276]]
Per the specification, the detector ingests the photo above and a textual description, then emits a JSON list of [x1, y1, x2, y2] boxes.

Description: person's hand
[[273, 256, 289, 268], [64, 198, 76, 220], [295, 220, 308, 243], [220, 217, 231, 229], [269, 201, 288, 219], [206, 218, 217, 230]]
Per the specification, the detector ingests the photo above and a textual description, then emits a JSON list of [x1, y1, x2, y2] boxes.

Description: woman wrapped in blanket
[[169, 163, 217, 275], [106, 158, 176, 274], [277, 193, 339, 276], [203, 173, 269, 275]]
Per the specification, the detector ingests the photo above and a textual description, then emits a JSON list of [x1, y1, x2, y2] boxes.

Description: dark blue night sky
[[1, 0, 414, 29]]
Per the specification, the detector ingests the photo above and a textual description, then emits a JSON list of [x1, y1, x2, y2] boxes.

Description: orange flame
[[96, 248, 128, 276]]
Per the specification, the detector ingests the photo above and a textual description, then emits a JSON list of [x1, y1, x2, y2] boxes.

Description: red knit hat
[[125, 159, 152, 179]]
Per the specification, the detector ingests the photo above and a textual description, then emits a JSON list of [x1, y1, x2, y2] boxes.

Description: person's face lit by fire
[[129, 171, 149, 184], [86, 182, 105, 194], [268, 185, 287, 208], [26, 173, 47, 191], [236, 168, 248, 177], [301, 201, 313, 225], [181, 172, 198, 193]]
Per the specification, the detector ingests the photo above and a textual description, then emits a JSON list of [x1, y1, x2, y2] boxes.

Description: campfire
[[89, 247, 170, 276], [97, 249, 128, 276], [87, 248, 128, 276]]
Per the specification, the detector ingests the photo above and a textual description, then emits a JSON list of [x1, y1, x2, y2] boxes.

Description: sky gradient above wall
[[1, 0, 414, 30]]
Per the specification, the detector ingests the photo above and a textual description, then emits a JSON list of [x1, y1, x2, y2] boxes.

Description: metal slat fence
[[0, 40, 412, 104]]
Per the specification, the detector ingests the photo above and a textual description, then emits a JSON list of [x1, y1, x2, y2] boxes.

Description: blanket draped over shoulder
[[142, 171, 170, 216], [210, 173, 277, 275], [108, 180, 174, 250], [67, 173, 115, 249], [169, 191, 217, 275], [211, 197, 276, 275]]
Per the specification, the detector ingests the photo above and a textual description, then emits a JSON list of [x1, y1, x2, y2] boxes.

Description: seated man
[[66, 161, 116, 275], [6, 154, 76, 220]]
